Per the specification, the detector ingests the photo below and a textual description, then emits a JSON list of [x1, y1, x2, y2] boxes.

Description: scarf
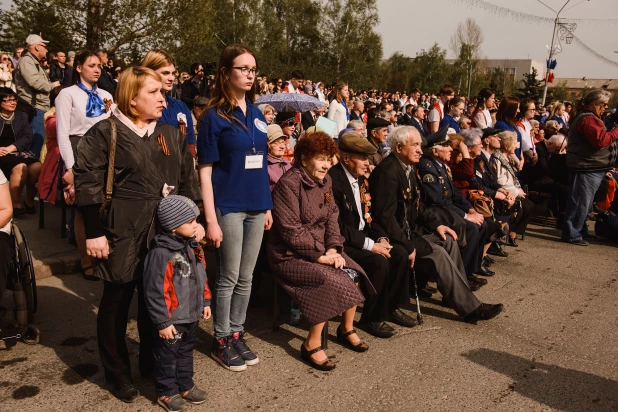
[[491, 150, 521, 189], [341, 99, 350, 121], [77, 82, 106, 118], [0, 112, 15, 124]]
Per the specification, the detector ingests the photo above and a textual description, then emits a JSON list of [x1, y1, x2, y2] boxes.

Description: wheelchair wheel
[[13, 225, 37, 317], [21, 324, 40, 345]]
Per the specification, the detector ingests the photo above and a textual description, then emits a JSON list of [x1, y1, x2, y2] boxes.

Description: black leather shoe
[[487, 242, 509, 257], [483, 255, 495, 266], [112, 383, 139, 403], [417, 287, 434, 298], [468, 282, 481, 292], [464, 303, 504, 324], [467, 274, 487, 286], [389, 308, 416, 328], [506, 237, 518, 247], [477, 266, 495, 277], [423, 284, 438, 294], [357, 320, 396, 338]]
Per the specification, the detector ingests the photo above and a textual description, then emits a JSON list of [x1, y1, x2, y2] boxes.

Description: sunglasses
[[277, 118, 296, 127]]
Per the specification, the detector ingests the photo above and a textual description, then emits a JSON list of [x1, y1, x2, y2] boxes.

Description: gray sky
[[376, 0, 618, 79]]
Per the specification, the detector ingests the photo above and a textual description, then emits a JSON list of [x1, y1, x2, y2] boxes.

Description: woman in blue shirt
[[549, 102, 567, 129], [439, 96, 465, 133], [495, 96, 524, 171], [198, 44, 272, 372], [141, 50, 196, 158]]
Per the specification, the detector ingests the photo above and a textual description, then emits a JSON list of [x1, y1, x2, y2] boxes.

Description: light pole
[[540, 0, 581, 106]]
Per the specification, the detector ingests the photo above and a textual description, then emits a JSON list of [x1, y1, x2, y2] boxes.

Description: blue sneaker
[[211, 336, 246, 371], [230, 331, 259, 366]]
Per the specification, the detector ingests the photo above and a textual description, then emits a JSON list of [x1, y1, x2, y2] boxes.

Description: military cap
[[424, 126, 450, 148]]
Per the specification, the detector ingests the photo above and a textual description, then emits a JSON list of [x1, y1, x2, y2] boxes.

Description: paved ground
[[1, 213, 618, 411]]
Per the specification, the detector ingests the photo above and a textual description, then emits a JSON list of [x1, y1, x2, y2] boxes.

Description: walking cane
[[410, 267, 423, 325]]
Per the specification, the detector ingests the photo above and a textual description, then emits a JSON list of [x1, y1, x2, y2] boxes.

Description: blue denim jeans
[[213, 209, 264, 339], [29, 109, 45, 158], [561, 171, 605, 242]]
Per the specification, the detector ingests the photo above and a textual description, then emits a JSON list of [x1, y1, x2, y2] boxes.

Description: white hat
[[25, 34, 49, 46]]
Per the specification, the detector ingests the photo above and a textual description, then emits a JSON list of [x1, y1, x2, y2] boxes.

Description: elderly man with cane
[[369, 126, 503, 323]]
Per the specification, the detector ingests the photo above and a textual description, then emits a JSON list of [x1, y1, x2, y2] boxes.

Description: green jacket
[[14, 51, 52, 112]]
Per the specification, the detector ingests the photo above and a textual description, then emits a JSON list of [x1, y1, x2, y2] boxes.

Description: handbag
[[99, 118, 117, 217], [467, 189, 494, 218]]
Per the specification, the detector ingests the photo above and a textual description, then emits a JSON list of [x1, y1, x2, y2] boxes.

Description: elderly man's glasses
[[232, 67, 259, 77]]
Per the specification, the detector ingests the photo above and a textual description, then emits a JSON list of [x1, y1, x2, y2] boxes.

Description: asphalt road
[[1, 220, 617, 411]]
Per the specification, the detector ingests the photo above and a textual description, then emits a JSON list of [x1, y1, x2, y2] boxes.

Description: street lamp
[[540, 0, 583, 106]]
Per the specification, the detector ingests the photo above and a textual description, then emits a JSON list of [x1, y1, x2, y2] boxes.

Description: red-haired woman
[[495, 96, 524, 171], [268, 133, 374, 371], [198, 44, 273, 372]]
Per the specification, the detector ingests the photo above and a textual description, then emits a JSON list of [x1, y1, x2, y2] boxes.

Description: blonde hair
[[261, 104, 275, 116], [333, 81, 348, 104], [116, 67, 162, 120], [140, 49, 176, 71], [498, 131, 518, 152]]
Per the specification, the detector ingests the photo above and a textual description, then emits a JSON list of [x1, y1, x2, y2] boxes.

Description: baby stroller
[[0, 221, 39, 346]]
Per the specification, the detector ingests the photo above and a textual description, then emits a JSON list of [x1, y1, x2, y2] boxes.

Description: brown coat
[[267, 166, 374, 325]]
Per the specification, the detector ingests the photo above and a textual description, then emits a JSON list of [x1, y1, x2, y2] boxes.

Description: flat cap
[[339, 132, 377, 155], [424, 126, 450, 148], [366, 117, 390, 131], [481, 127, 500, 139]]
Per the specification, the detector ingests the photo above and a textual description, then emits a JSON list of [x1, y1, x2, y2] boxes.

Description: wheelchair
[[0, 221, 40, 346]]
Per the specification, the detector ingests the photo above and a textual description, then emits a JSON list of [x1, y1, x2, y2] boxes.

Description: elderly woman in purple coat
[[268, 132, 375, 371]]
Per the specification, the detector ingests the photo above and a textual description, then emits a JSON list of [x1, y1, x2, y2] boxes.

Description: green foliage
[[548, 80, 569, 102], [409, 43, 450, 94], [517, 67, 544, 101]]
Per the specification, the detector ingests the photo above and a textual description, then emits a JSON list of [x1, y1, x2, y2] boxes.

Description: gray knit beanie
[[157, 195, 200, 232]]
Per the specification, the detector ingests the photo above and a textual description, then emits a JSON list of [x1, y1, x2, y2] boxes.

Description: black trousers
[[529, 181, 569, 217], [511, 199, 534, 235], [461, 219, 486, 276], [152, 322, 197, 397], [344, 244, 409, 322], [0, 232, 13, 298], [97, 279, 154, 386]]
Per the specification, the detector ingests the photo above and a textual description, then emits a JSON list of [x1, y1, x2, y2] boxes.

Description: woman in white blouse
[[55, 50, 113, 281], [327, 81, 350, 136]]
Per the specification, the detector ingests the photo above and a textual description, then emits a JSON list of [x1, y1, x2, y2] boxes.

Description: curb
[[33, 254, 81, 280]]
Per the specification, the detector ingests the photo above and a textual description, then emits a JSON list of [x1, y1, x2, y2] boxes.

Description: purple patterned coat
[[267, 166, 375, 325]]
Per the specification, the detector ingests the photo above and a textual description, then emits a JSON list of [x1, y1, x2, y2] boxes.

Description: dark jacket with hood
[[143, 233, 211, 330]]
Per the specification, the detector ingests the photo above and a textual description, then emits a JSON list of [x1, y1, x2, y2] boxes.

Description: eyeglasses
[[232, 67, 259, 77], [277, 118, 296, 127], [2, 98, 17, 103]]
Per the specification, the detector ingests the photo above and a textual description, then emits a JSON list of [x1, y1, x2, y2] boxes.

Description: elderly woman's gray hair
[[498, 131, 518, 152], [545, 133, 567, 154], [347, 120, 365, 131], [460, 128, 483, 147], [582, 89, 611, 107], [388, 126, 416, 149], [529, 119, 539, 129]]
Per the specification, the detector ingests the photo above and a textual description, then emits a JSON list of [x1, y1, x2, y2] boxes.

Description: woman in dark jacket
[[74, 67, 201, 402], [0, 87, 40, 216], [268, 133, 374, 371]]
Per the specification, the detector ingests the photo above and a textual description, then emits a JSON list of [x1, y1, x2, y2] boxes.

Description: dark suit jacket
[[474, 152, 500, 198], [329, 163, 387, 250], [301, 111, 316, 131], [97, 69, 117, 96], [181, 79, 200, 109], [410, 117, 427, 138], [369, 154, 438, 258], [400, 113, 413, 126], [350, 111, 362, 121], [417, 156, 472, 219]]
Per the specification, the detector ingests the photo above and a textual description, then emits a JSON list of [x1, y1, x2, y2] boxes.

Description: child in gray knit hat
[[143, 194, 211, 411]]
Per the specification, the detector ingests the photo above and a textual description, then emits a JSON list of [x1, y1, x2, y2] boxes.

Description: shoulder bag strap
[[99, 117, 118, 217]]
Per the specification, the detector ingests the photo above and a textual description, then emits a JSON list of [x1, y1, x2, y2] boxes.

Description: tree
[[549, 80, 570, 102], [409, 43, 450, 94], [381, 52, 414, 92], [517, 68, 544, 102], [449, 18, 484, 60]]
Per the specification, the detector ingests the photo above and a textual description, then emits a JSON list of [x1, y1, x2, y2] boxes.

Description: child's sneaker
[[157, 394, 187, 412], [182, 385, 208, 404], [230, 331, 260, 366], [211, 336, 247, 371]]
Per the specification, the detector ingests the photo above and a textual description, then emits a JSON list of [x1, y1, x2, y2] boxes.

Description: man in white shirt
[[329, 131, 415, 338], [283, 69, 304, 94], [427, 84, 454, 134]]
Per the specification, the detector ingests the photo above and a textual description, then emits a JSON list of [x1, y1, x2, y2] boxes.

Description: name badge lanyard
[[243, 110, 263, 169]]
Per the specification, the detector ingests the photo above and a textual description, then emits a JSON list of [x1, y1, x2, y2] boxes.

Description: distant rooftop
[[548, 78, 617, 90]]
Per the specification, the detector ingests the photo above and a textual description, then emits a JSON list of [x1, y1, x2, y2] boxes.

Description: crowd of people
[[0, 33, 617, 412]]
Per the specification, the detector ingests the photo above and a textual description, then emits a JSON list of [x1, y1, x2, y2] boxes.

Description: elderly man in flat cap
[[369, 126, 503, 324], [417, 127, 493, 290], [329, 132, 413, 338], [366, 117, 391, 169]]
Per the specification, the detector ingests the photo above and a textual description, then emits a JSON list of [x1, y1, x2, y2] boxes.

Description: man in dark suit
[[330, 132, 413, 338], [96, 51, 117, 95], [410, 105, 428, 140], [417, 127, 493, 288], [399, 104, 415, 126], [370, 125, 503, 323], [350, 100, 364, 121], [476, 127, 513, 257], [181, 63, 203, 110], [301, 110, 317, 131]]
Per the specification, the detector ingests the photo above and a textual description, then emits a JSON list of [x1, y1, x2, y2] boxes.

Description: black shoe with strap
[[300, 344, 336, 371], [506, 237, 518, 247], [487, 242, 509, 257], [336, 326, 369, 352]]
